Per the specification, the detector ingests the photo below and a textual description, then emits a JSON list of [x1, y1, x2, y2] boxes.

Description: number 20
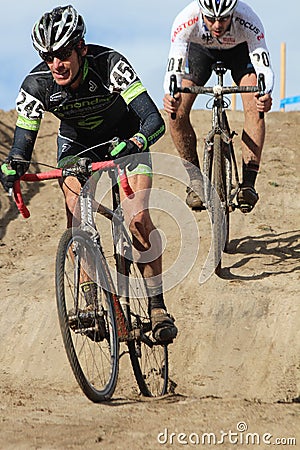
[[253, 51, 270, 67]]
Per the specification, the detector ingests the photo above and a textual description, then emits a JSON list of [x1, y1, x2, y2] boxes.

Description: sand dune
[[0, 109, 299, 449]]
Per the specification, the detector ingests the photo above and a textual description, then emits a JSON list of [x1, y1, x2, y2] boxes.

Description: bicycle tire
[[211, 134, 229, 273], [112, 218, 169, 397], [55, 228, 119, 402], [222, 111, 241, 254], [223, 141, 232, 254]]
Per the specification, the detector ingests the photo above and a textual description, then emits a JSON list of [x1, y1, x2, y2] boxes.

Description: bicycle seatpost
[[258, 73, 266, 120], [169, 74, 177, 120]]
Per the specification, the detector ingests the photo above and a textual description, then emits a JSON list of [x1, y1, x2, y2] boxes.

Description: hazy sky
[[0, 1, 298, 112]]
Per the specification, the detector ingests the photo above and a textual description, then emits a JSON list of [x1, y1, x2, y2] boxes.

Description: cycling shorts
[[185, 42, 255, 86]]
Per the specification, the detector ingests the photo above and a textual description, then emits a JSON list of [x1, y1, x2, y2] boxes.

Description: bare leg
[[168, 79, 200, 176], [120, 173, 162, 282], [240, 73, 265, 183], [120, 172, 177, 342], [59, 176, 82, 228], [238, 73, 265, 211], [168, 79, 203, 208]]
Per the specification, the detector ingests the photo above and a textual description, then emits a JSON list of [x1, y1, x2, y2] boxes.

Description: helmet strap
[[68, 63, 83, 88], [67, 42, 87, 88]]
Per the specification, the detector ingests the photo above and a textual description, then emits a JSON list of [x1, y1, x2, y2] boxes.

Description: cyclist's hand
[[163, 92, 182, 115], [109, 139, 142, 171], [0, 155, 29, 193], [255, 92, 272, 113]]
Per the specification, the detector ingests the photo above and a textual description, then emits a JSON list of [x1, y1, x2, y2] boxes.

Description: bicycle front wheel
[[114, 224, 169, 397], [211, 134, 229, 273], [55, 228, 119, 402]]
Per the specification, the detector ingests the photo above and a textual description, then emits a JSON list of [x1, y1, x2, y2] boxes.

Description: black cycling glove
[[0, 156, 29, 192], [109, 139, 142, 171]]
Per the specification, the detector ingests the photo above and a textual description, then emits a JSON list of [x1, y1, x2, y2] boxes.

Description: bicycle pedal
[[191, 204, 206, 211]]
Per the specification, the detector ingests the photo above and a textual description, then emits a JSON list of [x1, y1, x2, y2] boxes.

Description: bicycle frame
[[202, 72, 238, 211]]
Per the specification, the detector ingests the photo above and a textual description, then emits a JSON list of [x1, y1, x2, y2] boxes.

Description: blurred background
[[0, 0, 298, 111]]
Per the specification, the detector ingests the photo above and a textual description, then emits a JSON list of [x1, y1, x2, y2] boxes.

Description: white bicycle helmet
[[198, 0, 238, 18], [31, 5, 86, 53]]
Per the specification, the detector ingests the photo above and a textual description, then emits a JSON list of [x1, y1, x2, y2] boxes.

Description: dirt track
[[0, 109, 299, 449]]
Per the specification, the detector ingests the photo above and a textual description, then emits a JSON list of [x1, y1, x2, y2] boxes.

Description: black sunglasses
[[204, 15, 231, 23], [40, 46, 74, 63]]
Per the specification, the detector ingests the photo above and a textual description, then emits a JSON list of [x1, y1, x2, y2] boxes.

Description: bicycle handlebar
[[175, 84, 260, 95], [13, 160, 134, 219], [169, 72, 266, 119], [170, 75, 261, 96]]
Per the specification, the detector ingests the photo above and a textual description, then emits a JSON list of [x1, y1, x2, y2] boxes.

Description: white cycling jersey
[[163, 0, 274, 93]]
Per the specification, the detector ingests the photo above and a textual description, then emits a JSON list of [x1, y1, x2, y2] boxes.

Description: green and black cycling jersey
[[11, 44, 165, 162]]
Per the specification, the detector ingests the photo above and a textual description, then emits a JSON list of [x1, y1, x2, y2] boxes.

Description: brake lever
[[258, 73, 266, 120], [169, 74, 177, 120]]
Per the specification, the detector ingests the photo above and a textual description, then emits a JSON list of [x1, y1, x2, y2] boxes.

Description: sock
[[182, 160, 201, 184], [144, 282, 166, 312], [242, 161, 259, 188], [81, 281, 95, 292], [81, 281, 97, 305]]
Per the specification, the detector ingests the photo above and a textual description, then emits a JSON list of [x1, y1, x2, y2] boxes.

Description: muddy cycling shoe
[[186, 187, 204, 210], [186, 187, 203, 210], [237, 186, 259, 213], [151, 308, 178, 344]]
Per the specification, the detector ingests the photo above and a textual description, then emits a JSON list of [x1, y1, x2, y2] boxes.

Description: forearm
[[9, 126, 38, 161], [129, 92, 165, 148]]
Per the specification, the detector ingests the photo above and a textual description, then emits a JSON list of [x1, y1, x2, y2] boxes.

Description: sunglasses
[[204, 15, 231, 23], [40, 46, 74, 63]]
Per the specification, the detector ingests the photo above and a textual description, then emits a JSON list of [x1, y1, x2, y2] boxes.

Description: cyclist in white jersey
[[163, 0, 274, 212]]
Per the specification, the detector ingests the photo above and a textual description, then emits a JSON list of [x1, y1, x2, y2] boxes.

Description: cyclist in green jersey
[[0, 5, 177, 343]]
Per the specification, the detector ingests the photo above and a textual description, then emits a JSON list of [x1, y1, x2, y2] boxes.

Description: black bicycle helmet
[[31, 5, 86, 53], [198, 0, 238, 18]]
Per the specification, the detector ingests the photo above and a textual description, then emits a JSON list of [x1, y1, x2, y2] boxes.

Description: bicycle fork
[[78, 183, 129, 340], [203, 106, 236, 212]]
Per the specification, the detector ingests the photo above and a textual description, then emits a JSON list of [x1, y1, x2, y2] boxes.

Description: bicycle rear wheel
[[113, 220, 169, 397], [127, 271, 169, 397], [55, 228, 119, 402]]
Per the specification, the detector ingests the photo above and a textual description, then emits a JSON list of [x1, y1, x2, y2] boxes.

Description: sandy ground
[[0, 108, 299, 449]]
